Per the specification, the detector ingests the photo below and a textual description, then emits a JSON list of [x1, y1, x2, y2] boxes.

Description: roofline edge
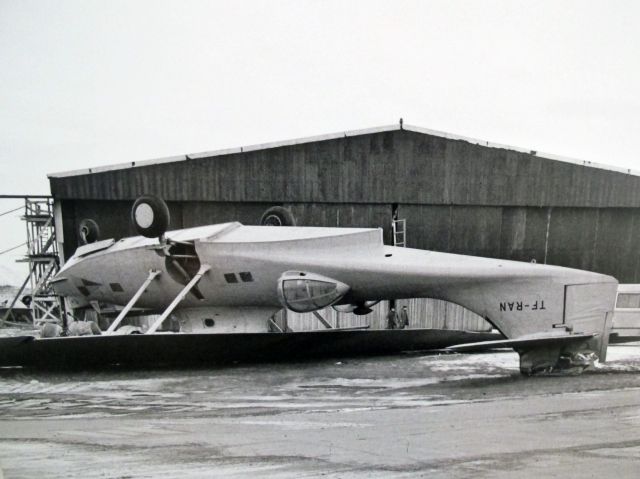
[[47, 123, 640, 179]]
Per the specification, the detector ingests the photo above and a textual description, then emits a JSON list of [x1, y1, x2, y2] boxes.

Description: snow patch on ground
[[604, 344, 640, 362], [423, 351, 520, 373], [297, 377, 442, 389], [597, 344, 640, 372]]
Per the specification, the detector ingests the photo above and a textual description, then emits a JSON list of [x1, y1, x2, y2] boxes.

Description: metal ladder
[[392, 219, 406, 247]]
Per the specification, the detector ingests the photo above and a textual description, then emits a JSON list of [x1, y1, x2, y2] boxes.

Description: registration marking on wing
[[499, 300, 546, 312]]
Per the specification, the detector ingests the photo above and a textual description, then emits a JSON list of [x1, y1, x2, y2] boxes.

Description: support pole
[[106, 269, 161, 334], [267, 317, 283, 333], [312, 311, 333, 329], [146, 265, 210, 334]]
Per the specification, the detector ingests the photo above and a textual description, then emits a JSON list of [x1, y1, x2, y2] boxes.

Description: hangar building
[[47, 124, 640, 330]]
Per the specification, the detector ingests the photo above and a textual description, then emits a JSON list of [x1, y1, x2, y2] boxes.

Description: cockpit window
[[278, 273, 349, 313]]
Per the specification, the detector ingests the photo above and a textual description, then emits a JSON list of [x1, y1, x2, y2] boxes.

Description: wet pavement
[[0, 346, 639, 478]]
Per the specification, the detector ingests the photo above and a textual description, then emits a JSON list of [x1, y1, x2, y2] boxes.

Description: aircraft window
[[282, 279, 345, 312], [203, 318, 215, 327], [616, 293, 640, 308], [110, 283, 124, 292], [224, 273, 238, 284], [239, 272, 253, 282]]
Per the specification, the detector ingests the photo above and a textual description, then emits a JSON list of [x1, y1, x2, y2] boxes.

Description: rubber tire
[[260, 206, 296, 226], [131, 195, 170, 238], [78, 218, 100, 244]]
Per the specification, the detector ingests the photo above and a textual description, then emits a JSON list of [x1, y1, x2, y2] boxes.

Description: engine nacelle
[[333, 300, 380, 315], [277, 271, 350, 313]]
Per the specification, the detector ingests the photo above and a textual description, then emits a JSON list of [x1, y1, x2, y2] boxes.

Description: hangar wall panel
[[397, 204, 640, 283], [50, 130, 640, 208], [499, 207, 549, 263], [67, 200, 135, 256], [63, 200, 269, 257], [286, 203, 392, 243], [592, 208, 640, 279], [545, 208, 599, 271], [61, 200, 394, 259], [51, 128, 640, 283], [449, 207, 503, 258], [62, 199, 640, 283], [398, 205, 452, 251], [283, 299, 491, 332], [181, 202, 272, 228], [398, 205, 546, 260]]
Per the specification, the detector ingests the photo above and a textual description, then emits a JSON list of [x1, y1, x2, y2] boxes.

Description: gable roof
[[47, 123, 640, 179]]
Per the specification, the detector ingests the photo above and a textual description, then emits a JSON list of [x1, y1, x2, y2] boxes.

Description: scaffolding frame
[[1, 195, 64, 327]]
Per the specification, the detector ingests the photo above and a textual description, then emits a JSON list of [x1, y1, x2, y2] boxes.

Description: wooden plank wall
[[280, 299, 492, 332], [286, 203, 392, 243], [50, 130, 640, 208], [62, 200, 284, 259], [62, 199, 640, 282], [399, 204, 640, 280], [50, 128, 640, 329]]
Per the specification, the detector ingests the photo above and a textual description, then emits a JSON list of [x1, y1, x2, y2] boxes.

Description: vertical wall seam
[[591, 209, 600, 271], [543, 206, 552, 264]]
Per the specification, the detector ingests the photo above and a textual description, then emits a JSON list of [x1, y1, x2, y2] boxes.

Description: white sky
[[1, 0, 640, 284]]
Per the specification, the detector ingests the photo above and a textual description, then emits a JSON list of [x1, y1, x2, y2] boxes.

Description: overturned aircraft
[[24, 195, 615, 375]]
